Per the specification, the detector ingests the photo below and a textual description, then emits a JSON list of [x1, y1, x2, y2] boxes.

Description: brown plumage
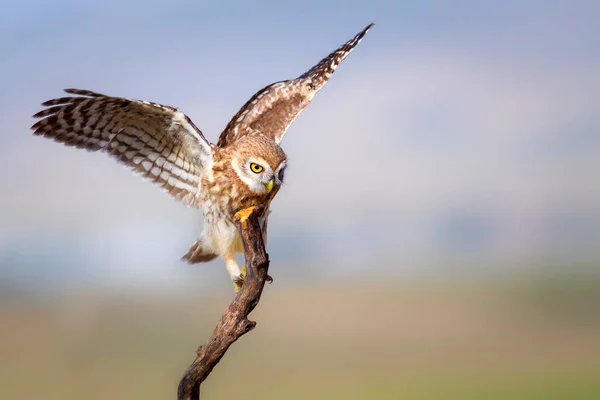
[[218, 22, 374, 147], [30, 23, 373, 291]]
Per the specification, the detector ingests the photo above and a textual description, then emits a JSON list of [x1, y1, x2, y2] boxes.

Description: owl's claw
[[232, 266, 272, 291], [233, 279, 243, 292], [232, 265, 247, 293]]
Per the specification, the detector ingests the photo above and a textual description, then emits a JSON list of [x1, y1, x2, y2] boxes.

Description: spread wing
[[217, 22, 374, 148], [31, 89, 214, 207]]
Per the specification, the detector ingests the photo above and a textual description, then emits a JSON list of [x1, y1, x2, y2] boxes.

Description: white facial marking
[[275, 160, 287, 184], [232, 156, 275, 195]]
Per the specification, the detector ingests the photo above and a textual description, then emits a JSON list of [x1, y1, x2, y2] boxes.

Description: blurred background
[[1, 1, 599, 399]]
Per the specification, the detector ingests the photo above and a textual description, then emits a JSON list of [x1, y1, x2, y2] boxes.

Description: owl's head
[[229, 135, 287, 195]]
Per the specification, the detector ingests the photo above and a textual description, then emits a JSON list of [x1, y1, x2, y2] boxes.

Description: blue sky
[[1, 0, 598, 290]]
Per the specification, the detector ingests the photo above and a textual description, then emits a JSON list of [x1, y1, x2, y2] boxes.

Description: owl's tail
[[181, 237, 218, 264]]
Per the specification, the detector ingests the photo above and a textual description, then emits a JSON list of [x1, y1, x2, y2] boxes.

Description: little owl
[[31, 23, 373, 291]]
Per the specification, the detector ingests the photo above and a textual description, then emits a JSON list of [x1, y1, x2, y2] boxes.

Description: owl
[[31, 23, 373, 292]]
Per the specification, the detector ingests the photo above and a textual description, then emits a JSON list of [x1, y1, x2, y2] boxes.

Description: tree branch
[[177, 205, 270, 400]]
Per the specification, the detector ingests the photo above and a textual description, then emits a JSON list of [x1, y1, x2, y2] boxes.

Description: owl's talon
[[232, 265, 247, 292], [233, 277, 244, 292]]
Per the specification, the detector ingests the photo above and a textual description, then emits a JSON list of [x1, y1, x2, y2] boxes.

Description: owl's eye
[[250, 163, 264, 173]]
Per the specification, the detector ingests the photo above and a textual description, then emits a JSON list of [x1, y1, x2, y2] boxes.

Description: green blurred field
[[1, 274, 599, 399]]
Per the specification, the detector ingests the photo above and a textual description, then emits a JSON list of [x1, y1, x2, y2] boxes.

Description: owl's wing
[[31, 89, 214, 208], [217, 23, 373, 147]]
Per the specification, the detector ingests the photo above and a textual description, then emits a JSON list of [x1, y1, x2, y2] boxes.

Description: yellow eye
[[250, 163, 263, 173]]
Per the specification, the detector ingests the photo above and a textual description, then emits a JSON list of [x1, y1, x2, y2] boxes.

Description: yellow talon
[[233, 265, 247, 292], [235, 207, 256, 224]]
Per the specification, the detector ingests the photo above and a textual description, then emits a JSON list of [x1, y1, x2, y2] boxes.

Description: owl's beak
[[264, 179, 274, 193]]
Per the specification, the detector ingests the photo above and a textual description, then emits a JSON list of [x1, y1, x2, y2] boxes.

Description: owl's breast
[[198, 169, 274, 256], [200, 166, 277, 223]]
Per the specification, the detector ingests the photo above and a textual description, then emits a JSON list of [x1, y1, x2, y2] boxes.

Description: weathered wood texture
[[177, 206, 271, 400]]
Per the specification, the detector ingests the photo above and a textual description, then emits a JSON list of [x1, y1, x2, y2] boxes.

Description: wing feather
[[31, 89, 214, 207], [217, 23, 373, 147]]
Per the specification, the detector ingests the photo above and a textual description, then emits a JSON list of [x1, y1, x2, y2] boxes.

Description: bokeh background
[[1, 1, 599, 399]]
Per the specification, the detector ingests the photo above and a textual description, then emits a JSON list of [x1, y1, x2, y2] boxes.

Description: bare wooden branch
[[177, 205, 270, 400]]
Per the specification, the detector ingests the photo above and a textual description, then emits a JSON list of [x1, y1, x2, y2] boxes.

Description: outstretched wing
[[217, 23, 374, 147], [31, 89, 214, 207]]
